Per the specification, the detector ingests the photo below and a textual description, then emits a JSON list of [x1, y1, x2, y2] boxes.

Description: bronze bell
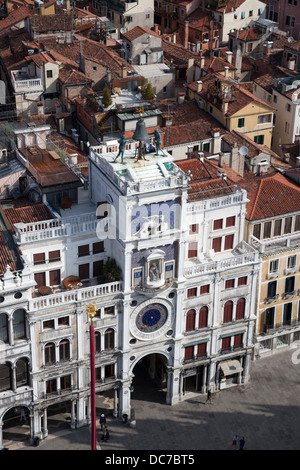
[[133, 117, 149, 142]]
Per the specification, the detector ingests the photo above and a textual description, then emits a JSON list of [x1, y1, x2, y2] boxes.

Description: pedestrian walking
[[101, 426, 110, 442], [205, 389, 213, 404], [100, 413, 106, 431], [232, 434, 238, 449], [239, 437, 245, 450]]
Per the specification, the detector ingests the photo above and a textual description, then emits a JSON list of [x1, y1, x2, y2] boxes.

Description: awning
[[220, 360, 243, 376]]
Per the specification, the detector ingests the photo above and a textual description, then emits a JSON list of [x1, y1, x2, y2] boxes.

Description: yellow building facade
[[187, 73, 275, 149]]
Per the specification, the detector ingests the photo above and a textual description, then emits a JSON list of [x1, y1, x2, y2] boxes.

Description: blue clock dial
[[136, 303, 167, 332]]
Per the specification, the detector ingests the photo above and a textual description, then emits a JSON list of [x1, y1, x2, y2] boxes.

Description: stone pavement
[[6, 349, 300, 451]]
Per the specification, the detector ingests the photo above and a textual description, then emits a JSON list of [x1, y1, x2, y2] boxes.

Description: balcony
[[250, 232, 300, 254], [11, 70, 43, 93], [261, 318, 300, 335], [29, 280, 123, 310]]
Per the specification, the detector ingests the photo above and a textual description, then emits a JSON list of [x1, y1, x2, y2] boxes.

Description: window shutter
[[33, 253, 45, 265], [236, 298, 245, 320], [198, 306, 208, 328], [212, 237, 222, 252], [224, 234, 234, 250], [223, 301, 233, 323], [49, 269, 61, 286], [49, 250, 60, 262], [186, 309, 196, 331], [79, 263, 89, 280]]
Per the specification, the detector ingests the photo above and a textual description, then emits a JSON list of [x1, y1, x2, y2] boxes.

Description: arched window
[[186, 309, 196, 331], [59, 339, 70, 361], [45, 342, 56, 365], [13, 309, 26, 340], [198, 306, 208, 329], [0, 313, 8, 343], [236, 298, 246, 320], [95, 331, 101, 353], [223, 301, 233, 323], [0, 363, 11, 391], [16, 358, 29, 387], [104, 329, 114, 351]]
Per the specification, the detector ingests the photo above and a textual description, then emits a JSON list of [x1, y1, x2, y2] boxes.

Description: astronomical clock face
[[130, 298, 173, 341], [136, 303, 168, 333]]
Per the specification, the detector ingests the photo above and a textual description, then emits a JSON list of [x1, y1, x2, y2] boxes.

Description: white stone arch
[[129, 349, 171, 377]]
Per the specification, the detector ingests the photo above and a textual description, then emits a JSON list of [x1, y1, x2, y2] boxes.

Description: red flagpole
[[89, 311, 97, 450]]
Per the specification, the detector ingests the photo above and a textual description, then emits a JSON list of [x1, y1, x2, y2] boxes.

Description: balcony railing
[[261, 318, 300, 335], [29, 280, 123, 310], [11, 71, 43, 92]]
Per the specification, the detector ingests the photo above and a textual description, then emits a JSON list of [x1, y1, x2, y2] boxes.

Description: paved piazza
[[8, 349, 300, 451]]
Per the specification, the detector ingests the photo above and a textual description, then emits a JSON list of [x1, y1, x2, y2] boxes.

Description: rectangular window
[[269, 259, 279, 273], [104, 306, 115, 315], [224, 234, 234, 250], [203, 142, 210, 152], [241, 11, 245, 19], [263, 221, 272, 239], [58, 316, 69, 327], [222, 336, 231, 351], [61, 375, 71, 391], [225, 279, 235, 289], [34, 272, 46, 288], [238, 276, 247, 286], [92, 241, 104, 254], [49, 269, 60, 286], [295, 215, 300, 232], [93, 260, 104, 277], [188, 242, 198, 258], [267, 280, 277, 298], [165, 262, 174, 279], [213, 219, 223, 230], [265, 307, 275, 331], [238, 118, 245, 128], [200, 284, 210, 295], [226, 216, 235, 227], [187, 287, 197, 298], [133, 268, 143, 286], [285, 276, 295, 294], [287, 256, 296, 270], [258, 114, 272, 124], [284, 217, 292, 234], [274, 219, 282, 236], [254, 135, 264, 145], [78, 244, 89, 257], [189, 224, 199, 234], [197, 342, 207, 357], [79, 263, 89, 280], [212, 237, 222, 252], [253, 224, 261, 239], [33, 253, 45, 265], [46, 70, 53, 78], [46, 379, 57, 394], [283, 303, 292, 325], [43, 319, 54, 329], [184, 346, 194, 361], [49, 250, 60, 262], [234, 333, 243, 348]]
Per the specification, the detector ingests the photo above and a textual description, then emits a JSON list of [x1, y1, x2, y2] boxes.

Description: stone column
[[11, 364, 17, 392], [201, 364, 207, 393], [8, 315, 13, 346], [113, 387, 118, 418], [42, 408, 48, 439], [166, 368, 180, 405], [118, 382, 131, 417], [71, 400, 76, 429]]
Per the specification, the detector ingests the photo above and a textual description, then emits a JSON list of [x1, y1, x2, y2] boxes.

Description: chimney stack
[[197, 80, 202, 92], [184, 21, 189, 49]]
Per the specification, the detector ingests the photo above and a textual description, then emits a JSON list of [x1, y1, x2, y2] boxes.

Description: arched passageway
[[2, 406, 31, 448], [131, 354, 168, 405]]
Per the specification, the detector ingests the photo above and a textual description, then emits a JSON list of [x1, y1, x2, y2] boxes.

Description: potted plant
[[103, 258, 122, 282]]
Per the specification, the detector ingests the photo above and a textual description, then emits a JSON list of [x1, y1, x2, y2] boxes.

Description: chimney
[[187, 58, 194, 83], [200, 56, 205, 69], [263, 41, 273, 57], [173, 32, 176, 43], [121, 66, 127, 78], [224, 65, 229, 77], [184, 21, 189, 49], [197, 80, 202, 92], [226, 51, 233, 64], [177, 92, 185, 104], [288, 57, 296, 70], [222, 101, 229, 114]]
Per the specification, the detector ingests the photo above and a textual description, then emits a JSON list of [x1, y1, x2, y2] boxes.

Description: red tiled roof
[[29, 12, 73, 33], [188, 72, 275, 116], [0, 5, 32, 32], [239, 172, 300, 220], [59, 64, 93, 85], [228, 27, 261, 42], [122, 25, 160, 41], [176, 157, 235, 201], [2, 202, 54, 233]]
